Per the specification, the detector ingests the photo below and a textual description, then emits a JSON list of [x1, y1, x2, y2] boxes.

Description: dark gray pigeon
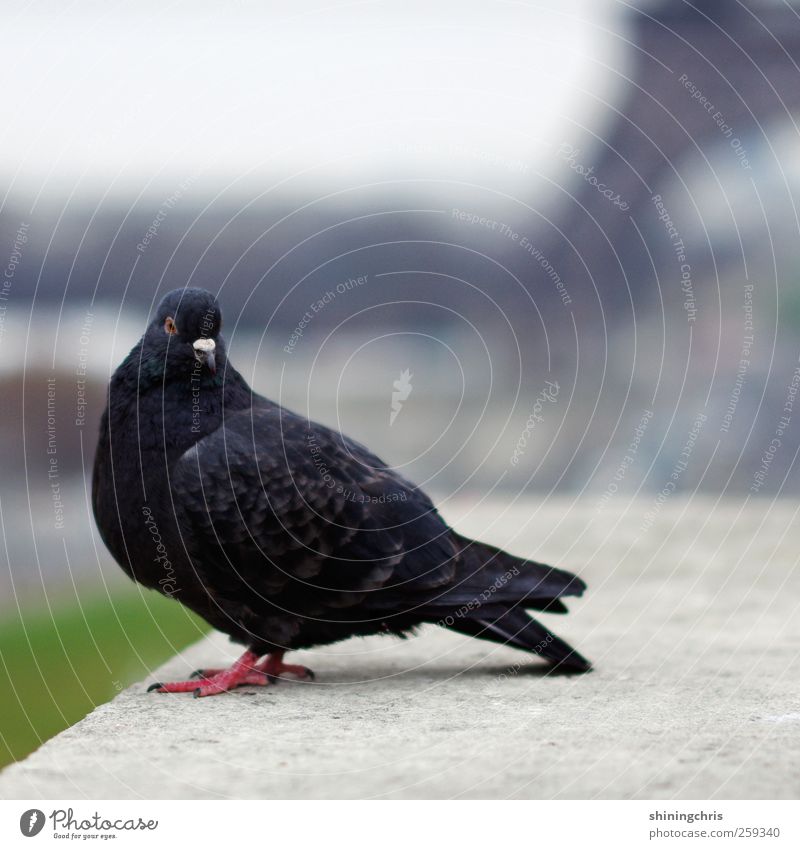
[[92, 288, 590, 696]]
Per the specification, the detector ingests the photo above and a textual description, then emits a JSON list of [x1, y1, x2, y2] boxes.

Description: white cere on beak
[[192, 338, 216, 352]]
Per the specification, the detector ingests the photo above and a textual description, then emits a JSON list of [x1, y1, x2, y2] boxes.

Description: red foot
[[148, 650, 315, 697], [190, 650, 314, 684], [261, 650, 315, 681], [148, 650, 270, 698]]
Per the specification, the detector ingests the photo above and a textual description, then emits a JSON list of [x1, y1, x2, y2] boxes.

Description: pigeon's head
[[146, 288, 223, 375]]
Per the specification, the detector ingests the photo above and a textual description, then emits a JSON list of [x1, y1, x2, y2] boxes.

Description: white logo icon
[[20, 809, 46, 837], [390, 369, 413, 426]]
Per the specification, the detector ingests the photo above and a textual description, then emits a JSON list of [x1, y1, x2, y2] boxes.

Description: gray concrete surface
[[1, 497, 799, 799]]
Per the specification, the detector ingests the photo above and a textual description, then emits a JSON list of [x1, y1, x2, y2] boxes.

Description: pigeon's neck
[[100, 341, 254, 460]]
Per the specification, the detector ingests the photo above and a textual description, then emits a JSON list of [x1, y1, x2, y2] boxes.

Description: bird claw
[[259, 655, 315, 682], [149, 671, 271, 696], [146, 650, 274, 696], [296, 667, 315, 681], [146, 651, 315, 696], [266, 666, 314, 682], [189, 668, 223, 680]]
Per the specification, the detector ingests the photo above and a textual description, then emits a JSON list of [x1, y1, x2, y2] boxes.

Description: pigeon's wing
[[171, 406, 457, 610]]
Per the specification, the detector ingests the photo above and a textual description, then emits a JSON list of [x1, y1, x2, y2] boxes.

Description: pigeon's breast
[[91, 388, 223, 594]]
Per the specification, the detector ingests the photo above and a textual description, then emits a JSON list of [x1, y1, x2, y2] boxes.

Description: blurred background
[[3, 0, 800, 765]]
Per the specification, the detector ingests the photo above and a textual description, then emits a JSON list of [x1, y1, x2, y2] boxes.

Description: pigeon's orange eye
[[164, 317, 178, 335]]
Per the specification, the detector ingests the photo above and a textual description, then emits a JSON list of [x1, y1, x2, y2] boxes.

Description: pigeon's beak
[[192, 338, 217, 375]]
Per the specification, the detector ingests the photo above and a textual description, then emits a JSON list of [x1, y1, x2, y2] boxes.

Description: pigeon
[[92, 287, 590, 696]]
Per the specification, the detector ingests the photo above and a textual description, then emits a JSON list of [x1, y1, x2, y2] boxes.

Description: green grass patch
[[0, 590, 209, 769]]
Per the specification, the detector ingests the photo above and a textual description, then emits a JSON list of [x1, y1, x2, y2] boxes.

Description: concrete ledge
[[2, 498, 799, 799]]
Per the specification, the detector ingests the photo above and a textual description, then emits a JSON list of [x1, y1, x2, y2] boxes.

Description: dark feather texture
[[92, 288, 590, 674]]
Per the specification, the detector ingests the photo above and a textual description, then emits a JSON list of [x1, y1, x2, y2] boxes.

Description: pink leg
[[259, 650, 315, 681], [187, 650, 315, 686], [148, 650, 270, 698]]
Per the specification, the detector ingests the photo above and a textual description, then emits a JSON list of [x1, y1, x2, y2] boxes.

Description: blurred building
[[2, 0, 800, 598]]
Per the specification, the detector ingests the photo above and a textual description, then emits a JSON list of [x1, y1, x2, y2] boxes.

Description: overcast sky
[[3, 0, 622, 201]]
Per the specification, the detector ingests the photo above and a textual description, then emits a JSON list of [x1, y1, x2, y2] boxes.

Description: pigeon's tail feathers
[[438, 532, 591, 671], [451, 533, 586, 610], [448, 607, 592, 672]]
